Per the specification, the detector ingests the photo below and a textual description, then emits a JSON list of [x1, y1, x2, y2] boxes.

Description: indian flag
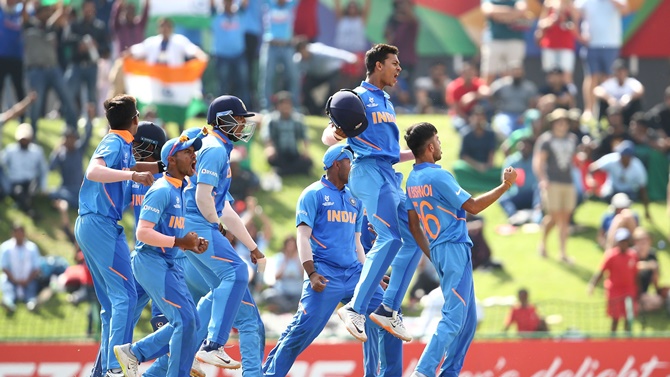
[[123, 58, 207, 125], [149, 0, 211, 29]]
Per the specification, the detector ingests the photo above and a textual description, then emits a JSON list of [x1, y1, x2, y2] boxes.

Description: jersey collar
[[164, 173, 183, 188], [109, 129, 134, 143], [361, 81, 391, 100], [210, 128, 231, 145], [414, 162, 440, 170]]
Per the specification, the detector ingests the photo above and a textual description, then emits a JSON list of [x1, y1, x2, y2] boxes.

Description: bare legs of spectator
[[540, 211, 571, 263], [582, 73, 605, 119]]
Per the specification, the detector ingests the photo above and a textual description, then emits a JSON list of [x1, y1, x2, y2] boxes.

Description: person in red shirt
[[535, 0, 583, 84], [445, 61, 490, 136], [504, 288, 548, 333], [588, 227, 639, 333]]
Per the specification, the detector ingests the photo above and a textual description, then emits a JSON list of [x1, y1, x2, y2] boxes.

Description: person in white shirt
[[594, 59, 644, 125], [129, 17, 208, 66], [1, 224, 41, 313], [1, 123, 48, 218]]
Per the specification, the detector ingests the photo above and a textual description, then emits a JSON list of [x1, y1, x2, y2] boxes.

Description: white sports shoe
[[190, 358, 206, 377], [113, 344, 139, 377], [337, 304, 368, 342], [369, 306, 413, 342], [104, 371, 124, 377], [196, 347, 241, 370]]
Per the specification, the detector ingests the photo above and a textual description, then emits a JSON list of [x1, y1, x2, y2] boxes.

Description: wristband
[[157, 161, 166, 173], [308, 270, 317, 278], [503, 180, 512, 189]]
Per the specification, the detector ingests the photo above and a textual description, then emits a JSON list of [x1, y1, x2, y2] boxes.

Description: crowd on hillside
[[1, 0, 669, 334]]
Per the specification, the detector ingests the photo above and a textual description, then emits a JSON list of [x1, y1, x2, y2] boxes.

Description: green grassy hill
[[1, 115, 669, 341]]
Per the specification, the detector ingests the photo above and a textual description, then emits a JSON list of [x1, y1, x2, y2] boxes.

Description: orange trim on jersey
[[354, 137, 382, 151], [210, 130, 229, 144], [163, 297, 182, 309], [103, 186, 116, 208], [311, 235, 327, 249], [109, 129, 134, 143], [211, 256, 234, 263], [164, 174, 183, 188], [241, 301, 255, 307], [160, 247, 167, 254], [299, 302, 307, 315], [109, 267, 128, 281], [373, 214, 391, 228], [437, 206, 466, 221], [452, 288, 466, 306]]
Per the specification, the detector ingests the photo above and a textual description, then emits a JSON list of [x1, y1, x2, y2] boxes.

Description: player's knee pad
[[151, 314, 168, 332]]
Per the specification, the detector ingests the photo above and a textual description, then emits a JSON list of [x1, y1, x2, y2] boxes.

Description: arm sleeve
[[136, 220, 176, 248], [297, 224, 314, 263], [195, 183, 219, 224], [296, 189, 318, 228], [220, 201, 258, 250]]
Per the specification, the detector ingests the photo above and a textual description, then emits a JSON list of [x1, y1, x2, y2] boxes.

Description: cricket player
[[403, 122, 516, 377], [75, 95, 160, 377], [322, 44, 415, 342], [114, 134, 209, 377], [262, 144, 402, 377]]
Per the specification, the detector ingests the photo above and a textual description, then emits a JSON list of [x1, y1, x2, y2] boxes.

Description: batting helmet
[[207, 95, 257, 142], [133, 121, 167, 161], [325, 89, 368, 138]]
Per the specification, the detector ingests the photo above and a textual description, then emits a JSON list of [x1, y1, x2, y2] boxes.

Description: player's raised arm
[[461, 167, 517, 215]]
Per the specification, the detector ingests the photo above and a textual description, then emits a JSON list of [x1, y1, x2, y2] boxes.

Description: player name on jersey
[[406, 184, 434, 199]]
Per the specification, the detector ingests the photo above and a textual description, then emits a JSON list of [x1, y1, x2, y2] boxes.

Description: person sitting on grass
[[633, 227, 669, 314], [503, 288, 548, 334]]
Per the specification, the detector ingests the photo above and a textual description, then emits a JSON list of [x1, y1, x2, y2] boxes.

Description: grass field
[[1, 115, 669, 341]]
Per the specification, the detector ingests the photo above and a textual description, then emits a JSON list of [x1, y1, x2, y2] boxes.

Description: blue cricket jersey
[[262, 0, 296, 42], [184, 128, 233, 221], [296, 177, 363, 269], [348, 81, 400, 165], [129, 173, 164, 222], [135, 175, 187, 259], [79, 130, 136, 221], [405, 163, 473, 248]]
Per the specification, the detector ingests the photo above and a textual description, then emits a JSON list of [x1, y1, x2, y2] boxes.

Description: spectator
[[65, 0, 109, 117], [480, 0, 531, 84], [385, 0, 418, 80], [262, 235, 303, 314], [259, 0, 298, 110], [1, 224, 41, 313], [1, 123, 48, 218], [504, 289, 548, 333], [262, 91, 313, 176], [568, 107, 590, 142], [49, 113, 94, 245], [535, 0, 581, 84], [534, 109, 577, 263], [500, 107, 544, 157], [490, 66, 538, 138], [588, 140, 650, 219], [453, 106, 501, 193], [445, 61, 489, 136], [414, 62, 450, 114], [629, 112, 668, 202], [22, 1, 78, 136], [293, 0, 317, 42], [594, 59, 644, 125], [233, 197, 273, 291], [576, 0, 628, 118], [110, 0, 149, 56], [500, 137, 542, 225], [588, 227, 638, 333], [598, 193, 638, 249], [539, 68, 576, 109], [242, 0, 263, 108], [468, 214, 502, 270], [0, 0, 27, 115], [333, 0, 371, 88], [228, 149, 260, 203], [211, 0, 250, 106], [591, 105, 632, 161], [92, 0, 114, 32], [648, 86, 670, 137], [294, 39, 357, 115], [633, 227, 668, 313]]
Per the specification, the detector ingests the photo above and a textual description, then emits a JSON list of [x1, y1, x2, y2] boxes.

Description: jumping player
[[322, 44, 415, 342], [262, 144, 402, 377], [403, 122, 516, 377], [113, 134, 209, 377], [75, 95, 160, 377]]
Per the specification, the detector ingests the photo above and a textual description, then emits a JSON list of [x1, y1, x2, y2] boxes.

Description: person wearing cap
[[114, 134, 208, 377], [588, 227, 639, 333], [180, 95, 264, 372], [538, 68, 576, 109], [1, 122, 47, 217], [321, 44, 416, 344], [75, 94, 162, 377], [598, 193, 639, 249], [262, 144, 402, 377], [594, 59, 643, 125], [589, 139, 650, 220], [533, 108, 578, 263]]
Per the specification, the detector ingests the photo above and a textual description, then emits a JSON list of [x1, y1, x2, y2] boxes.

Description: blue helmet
[[133, 121, 167, 161], [325, 89, 368, 138], [207, 95, 256, 143]]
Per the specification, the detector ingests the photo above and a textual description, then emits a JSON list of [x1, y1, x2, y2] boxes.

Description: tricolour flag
[[123, 58, 207, 125]]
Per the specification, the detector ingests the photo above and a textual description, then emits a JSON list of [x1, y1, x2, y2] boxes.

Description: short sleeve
[[433, 170, 471, 209], [196, 147, 225, 187], [139, 186, 170, 224], [593, 153, 617, 173], [224, 192, 235, 205], [296, 189, 318, 228], [92, 136, 121, 168], [29, 244, 41, 269], [600, 252, 613, 272], [634, 159, 648, 186]]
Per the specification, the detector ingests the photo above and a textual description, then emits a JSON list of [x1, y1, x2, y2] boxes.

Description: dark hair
[[274, 91, 292, 105], [404, 122, 437, 157], [104, 95, 138, 130], [630, 112, 651, 127], [158, 17, 173, 27], [365, 44, 399, 76]]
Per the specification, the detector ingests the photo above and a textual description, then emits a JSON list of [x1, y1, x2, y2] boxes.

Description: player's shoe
[[190, 358, 206, 377], [337, 304, 368, 342], [369, 305, 412, 342], [104, 371, 124, 377], [113, 344, 139, 377], [196, 347, 241, 370], [410, 371, 428, 377]]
